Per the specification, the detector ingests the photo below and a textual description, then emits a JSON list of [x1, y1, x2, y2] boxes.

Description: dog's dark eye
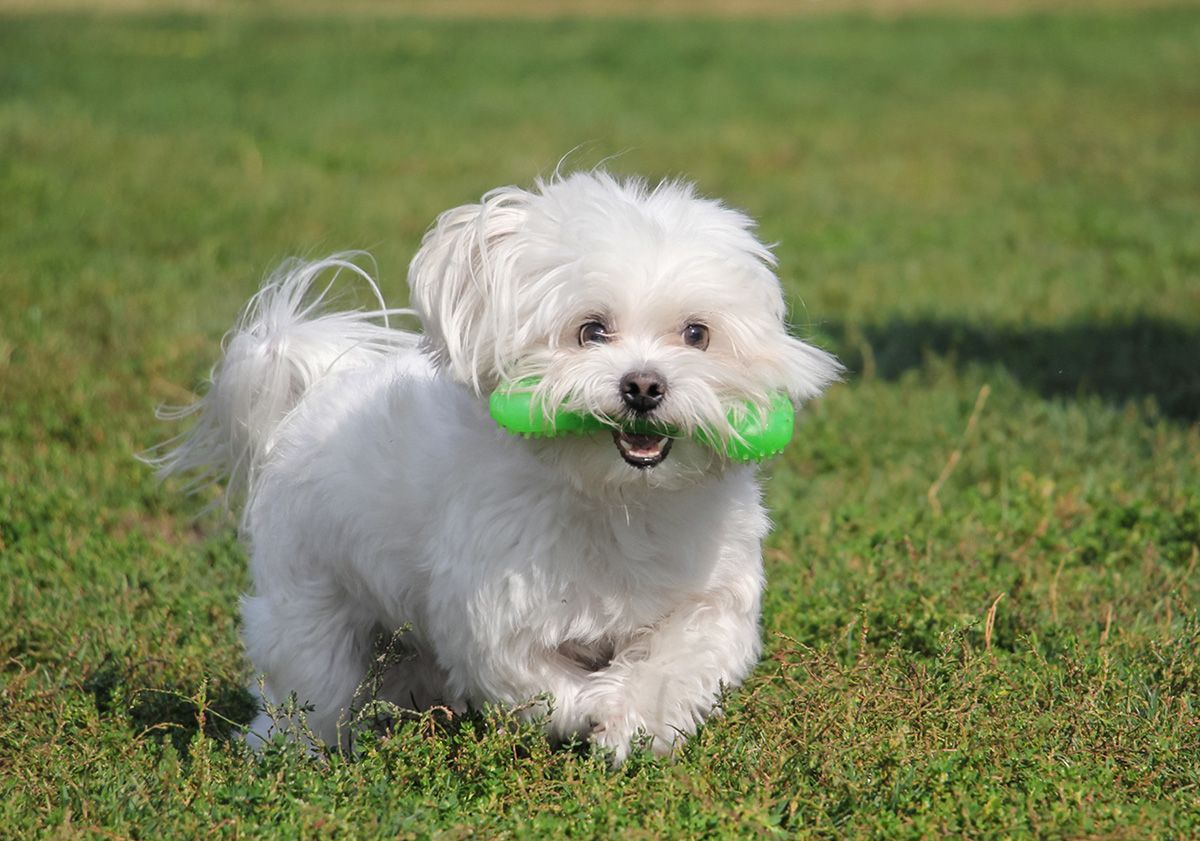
[[682, 323, 710, 351], [579, 321, 611, 346]]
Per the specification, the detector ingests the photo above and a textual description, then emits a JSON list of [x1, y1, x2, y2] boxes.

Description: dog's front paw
[[586, 697, 680, 767], [587, 705, 637, 767]]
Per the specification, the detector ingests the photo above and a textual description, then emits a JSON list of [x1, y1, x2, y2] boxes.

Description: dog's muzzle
[[613, 370, 673, 468]]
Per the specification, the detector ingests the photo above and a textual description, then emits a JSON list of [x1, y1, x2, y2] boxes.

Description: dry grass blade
[[928, 384, 991, 517], [984, 592, 1005, 651]]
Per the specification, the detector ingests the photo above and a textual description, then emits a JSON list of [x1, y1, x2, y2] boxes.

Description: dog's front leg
[[583, 587, 762, 765], [426, 607, 602, 742]]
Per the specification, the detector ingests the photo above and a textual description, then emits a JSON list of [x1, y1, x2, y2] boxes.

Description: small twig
[[1048, 555, 1067, 624], [1100, 603, 1114, 645], [857, 613, 870, 664], [858, 336, 876, 382], [984, 592, 1005, 651], [1010, 516, 1050, 562], [1155, 545, 1196, 633], [928, 384, 990, 517]]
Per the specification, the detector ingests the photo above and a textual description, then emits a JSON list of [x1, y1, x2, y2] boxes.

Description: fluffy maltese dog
[[153, 170, 841, 764]]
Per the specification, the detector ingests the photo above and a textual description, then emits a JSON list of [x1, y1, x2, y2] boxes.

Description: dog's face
[[409, 172, 841, 494]]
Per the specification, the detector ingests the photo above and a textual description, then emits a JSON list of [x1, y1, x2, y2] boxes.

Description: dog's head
[[409, 171, 841, 493]]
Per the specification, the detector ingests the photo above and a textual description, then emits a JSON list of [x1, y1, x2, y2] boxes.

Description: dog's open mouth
[[612, 430, 673, 469]]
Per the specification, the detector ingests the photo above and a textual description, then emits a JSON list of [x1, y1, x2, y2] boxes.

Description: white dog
[[153, 171, 841, 764]]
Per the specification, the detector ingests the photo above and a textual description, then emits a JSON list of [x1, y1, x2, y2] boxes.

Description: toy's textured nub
[[488, 381, 794, 463]]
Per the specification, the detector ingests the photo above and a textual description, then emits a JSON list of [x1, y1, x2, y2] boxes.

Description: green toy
[[488, 380, 795, 463]]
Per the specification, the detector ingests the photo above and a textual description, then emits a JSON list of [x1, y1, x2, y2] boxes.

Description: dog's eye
[[682, 323, 710, 351], [579, 321, 611, 346]]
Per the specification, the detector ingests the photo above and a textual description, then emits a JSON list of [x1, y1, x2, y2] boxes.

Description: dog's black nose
[[620, 371, 667, 413]]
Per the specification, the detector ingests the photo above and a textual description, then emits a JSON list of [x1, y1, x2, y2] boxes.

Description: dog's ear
[[408, 186, 531, 392], [722, 260, 845, 408], [773, 332, 845, 406]]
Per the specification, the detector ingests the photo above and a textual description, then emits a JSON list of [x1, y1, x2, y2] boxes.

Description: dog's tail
[[144, 253, 417, 503]]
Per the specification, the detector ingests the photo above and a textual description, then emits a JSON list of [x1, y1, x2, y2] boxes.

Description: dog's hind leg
[[239, 583, 378, 750]]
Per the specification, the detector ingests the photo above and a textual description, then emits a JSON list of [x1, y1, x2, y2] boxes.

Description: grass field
[[2, 3, 1199, 838]]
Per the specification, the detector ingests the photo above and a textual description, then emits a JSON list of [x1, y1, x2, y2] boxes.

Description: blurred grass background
[[2, 2, 1198, 838]]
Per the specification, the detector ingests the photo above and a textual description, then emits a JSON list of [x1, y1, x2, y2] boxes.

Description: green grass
[[2, 6, 1199, 838]]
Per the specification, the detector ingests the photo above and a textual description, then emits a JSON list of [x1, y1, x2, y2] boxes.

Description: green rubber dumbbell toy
[[488, 380, 795, 463]]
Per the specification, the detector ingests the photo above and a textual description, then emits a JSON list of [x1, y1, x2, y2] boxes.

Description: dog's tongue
[[613, 430, 672, 467], [618, 432, 663, 457]]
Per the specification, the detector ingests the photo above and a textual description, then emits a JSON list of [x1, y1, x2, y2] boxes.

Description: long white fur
[[154, 171, 842, 764], [145, 254, 418, 507]]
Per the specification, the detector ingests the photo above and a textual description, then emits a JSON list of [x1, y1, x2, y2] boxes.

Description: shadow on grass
[[827, 316, 1200, 421], [83, 653, 258, 754], [81, 647, 577, 764]]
